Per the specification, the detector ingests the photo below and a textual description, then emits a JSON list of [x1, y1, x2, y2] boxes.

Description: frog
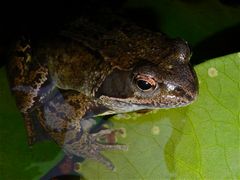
[[7, 16, 198, 172]]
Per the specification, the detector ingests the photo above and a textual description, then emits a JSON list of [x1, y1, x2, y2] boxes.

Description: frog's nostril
[[186, 91, 197, 102], [186, 83, 199, 102]]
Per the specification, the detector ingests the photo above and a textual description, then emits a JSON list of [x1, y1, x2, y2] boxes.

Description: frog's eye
[[134, 75, 157, 92]]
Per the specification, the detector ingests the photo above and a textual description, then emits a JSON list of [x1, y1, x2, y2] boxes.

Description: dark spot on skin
[[35, 73, 44, 84], [32, 96, 40, 105], [32, 83, 38, 89], [68, 101, 81, 110]]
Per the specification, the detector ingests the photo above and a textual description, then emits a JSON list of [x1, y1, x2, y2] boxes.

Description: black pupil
[[137, 80, 152, 90]]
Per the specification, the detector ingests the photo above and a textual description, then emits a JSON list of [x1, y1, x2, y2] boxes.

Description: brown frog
[[7, 17, 198, 171]]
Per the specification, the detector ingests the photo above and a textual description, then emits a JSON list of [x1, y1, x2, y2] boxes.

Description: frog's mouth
[[97, 92, 197, 114]]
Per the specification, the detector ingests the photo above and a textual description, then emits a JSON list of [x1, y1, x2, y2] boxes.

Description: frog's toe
[[98, 143, 128, 151], [92, 129, 113, 137], [88, 153, 115, 171]]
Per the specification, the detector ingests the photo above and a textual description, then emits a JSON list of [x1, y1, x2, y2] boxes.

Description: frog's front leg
[[36, 90, 127, 170]]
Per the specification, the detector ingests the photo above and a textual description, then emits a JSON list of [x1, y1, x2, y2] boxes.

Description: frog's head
[[95, 39, 198, 113]]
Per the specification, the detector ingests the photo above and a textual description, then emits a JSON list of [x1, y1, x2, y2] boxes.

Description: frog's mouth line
[[98, 94, 197, 114]]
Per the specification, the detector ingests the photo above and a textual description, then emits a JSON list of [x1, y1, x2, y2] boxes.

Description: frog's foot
[[65, 129, 128, 170]]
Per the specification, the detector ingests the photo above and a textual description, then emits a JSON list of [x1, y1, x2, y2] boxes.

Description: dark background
[[0, 0, 240, 68]]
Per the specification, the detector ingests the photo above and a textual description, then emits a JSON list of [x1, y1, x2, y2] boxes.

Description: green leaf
[[79, 52, 240, 179]]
